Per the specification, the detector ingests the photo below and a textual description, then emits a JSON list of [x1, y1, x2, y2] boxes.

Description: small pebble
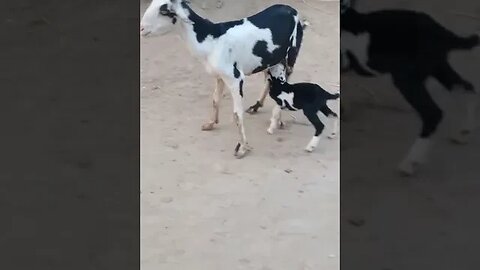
[[348, 218, 365, 227], [161, 197, 173, 203], [238, 258, 250, 264], [165, 142, 179, 149], [284, 169, 293, 174], [213, 163, 231, 174]]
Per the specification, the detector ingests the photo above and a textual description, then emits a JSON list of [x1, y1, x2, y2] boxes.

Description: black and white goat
[[140, 0, 307, 158], [340, 0, 479, 175], [266, 66, 340, 152]]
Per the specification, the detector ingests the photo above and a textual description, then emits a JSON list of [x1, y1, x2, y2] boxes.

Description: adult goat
[[141, 0, 307, 158]]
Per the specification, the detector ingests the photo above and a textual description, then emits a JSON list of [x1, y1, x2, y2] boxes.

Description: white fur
[[328, 114, 339, 139], [269, 64, 287, 81], [196, 20, 280, 76], [140, 0, 178, 36], [305, 136, 320, 152], [278, 92, 298, 110], [398, 138, 431, 175], [267, 105, 282, 134]]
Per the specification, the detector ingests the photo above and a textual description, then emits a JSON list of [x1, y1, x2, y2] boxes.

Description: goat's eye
[[159, 4, 169, 15]]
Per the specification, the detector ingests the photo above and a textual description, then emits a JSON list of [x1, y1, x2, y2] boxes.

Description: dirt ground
[[140, 0, 339, 269]]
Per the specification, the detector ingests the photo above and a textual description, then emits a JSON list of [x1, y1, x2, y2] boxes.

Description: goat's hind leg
[[320, 105, 339, 139], [303, 107, 325, 152], [435, 62, 478, 143], [434, 62, 475, 93], [394, 75, 442, 176], [202, 78, 225, 131]]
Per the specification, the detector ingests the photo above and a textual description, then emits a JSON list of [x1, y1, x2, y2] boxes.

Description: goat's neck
[[174, 1, 216, 58]]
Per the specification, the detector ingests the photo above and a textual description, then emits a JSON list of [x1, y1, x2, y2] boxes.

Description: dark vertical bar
[[341, 0, 480, 269], [0, 0, 140, 269]]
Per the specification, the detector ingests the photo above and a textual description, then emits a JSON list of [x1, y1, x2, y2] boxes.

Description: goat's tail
[[452, 34, 480, 50], [327, 92, 340, 100], [300, 18, 310, 30]]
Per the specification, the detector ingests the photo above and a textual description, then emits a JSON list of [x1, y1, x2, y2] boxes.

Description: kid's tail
[[300, 18, 310, 30], [452, 34, 479, 50], [328, 92, 340, 100]]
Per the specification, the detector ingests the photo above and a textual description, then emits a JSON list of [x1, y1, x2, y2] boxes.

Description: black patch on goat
[[181, 1, 244, 43], [239, 80, 244, 97], [159, 4, 178, 24], [233, 62, 240, 78], [249, 5, 297, 74]]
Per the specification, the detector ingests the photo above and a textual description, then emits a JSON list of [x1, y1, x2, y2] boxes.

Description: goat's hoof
[[304, 145, 315, 153], [267, 128, 274, 135], [279, 121, 285, 129], [234, 143, 251, 158], [328, 132, 337, 139], [201, 122, 215, 131], [246, 101, 262, 114], [398, 160, 419, 177], [449, 129, 471, 145]]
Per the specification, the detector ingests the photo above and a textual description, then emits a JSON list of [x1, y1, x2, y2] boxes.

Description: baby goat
[[340, 0, 479, 175], [266, 68, 340, 152]]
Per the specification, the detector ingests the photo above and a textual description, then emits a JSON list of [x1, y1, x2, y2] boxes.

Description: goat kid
[[266, 66, 340, 152], [140, 0, 306, 158], [340, 0, 479, 175]]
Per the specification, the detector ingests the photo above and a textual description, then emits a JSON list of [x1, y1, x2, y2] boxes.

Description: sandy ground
[[140, 0, 339, 269]]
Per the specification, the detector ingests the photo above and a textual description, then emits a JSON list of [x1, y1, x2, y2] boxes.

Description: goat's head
[[140, 0, 181, 37], [267, 65, 287, 84], [340, 0, 366, 34], [340, 0, 356, 14]]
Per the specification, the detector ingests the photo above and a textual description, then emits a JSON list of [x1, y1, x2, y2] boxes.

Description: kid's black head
[[340, 0, 366, 35]]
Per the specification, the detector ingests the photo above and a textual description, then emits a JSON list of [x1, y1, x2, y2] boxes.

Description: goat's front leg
[[226, 77, 251, 158], [202, 78, 225, 131], [267, 104, 283, 134]]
